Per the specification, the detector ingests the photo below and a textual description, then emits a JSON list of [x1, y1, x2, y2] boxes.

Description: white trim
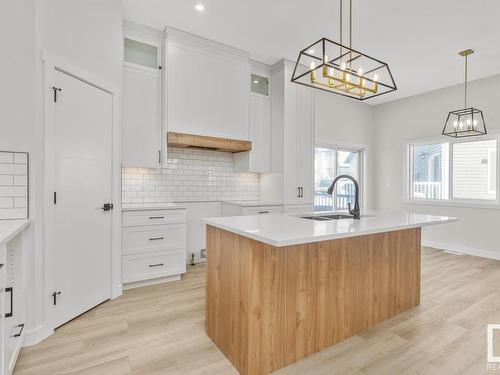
[[403, 199, 500, 210], [123, 274, 181, 290], [23, 324, 54, 347], [41, 51, 122, 336], [165, 26, 249, 59], [423, 239, 500, 261]]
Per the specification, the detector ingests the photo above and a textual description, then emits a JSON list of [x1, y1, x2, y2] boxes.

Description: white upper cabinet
[[122, 22, 164, 168], [235, 68, 272, 173], [122, 66, 162, 167], [166, 28, 249, 140], [272, 60, 314, 205]]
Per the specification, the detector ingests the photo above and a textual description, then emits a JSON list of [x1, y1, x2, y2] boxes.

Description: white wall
[[373, 74, 500, 258], [4, 0, 123, 345], [314, 90, 375, 208]]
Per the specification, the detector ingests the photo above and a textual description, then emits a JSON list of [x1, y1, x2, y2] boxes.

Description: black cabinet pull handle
[[298, 187, 301, 198], [5, 287, 13, 318], [149, 216, 164, 219], [13, 323, 24, 338], [149, 263, 164, 268], [258, 210, 269, 214], [149, 237, 164, 241]]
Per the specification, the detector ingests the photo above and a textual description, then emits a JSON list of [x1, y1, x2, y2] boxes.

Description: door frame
[[41, 50, 122, 334]]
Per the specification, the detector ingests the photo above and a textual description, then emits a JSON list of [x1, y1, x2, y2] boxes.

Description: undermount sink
[[300, 214, 354, 221]]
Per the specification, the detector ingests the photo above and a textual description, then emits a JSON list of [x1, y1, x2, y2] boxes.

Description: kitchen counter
[[221, 200, 283, 207], [204, 209, 456, 247], [205, 210, 456, 374], [0, 219, 30, 245]]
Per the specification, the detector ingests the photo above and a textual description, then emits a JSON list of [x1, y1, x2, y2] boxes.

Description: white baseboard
[[23, 324, 54, 347], [422, 240, 500, 261], [123, 274, 181, 290]]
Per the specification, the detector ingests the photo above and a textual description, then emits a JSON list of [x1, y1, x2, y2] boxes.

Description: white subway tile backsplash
[[0, 186, 27, 197], [0, 198, 13, 208], [0, 151, 29, 219], [0, 208, 28, 219], [122, 147, 260, 204], [0, 175, 14, 186], [0, 164, 27, 175], [0, 154, 13, 164]]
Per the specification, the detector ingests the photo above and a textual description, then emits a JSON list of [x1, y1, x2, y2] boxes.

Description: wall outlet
[[200, 249, 206, 259]]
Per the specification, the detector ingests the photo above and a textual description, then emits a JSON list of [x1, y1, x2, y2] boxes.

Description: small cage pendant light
[[442, 49, 487, 138]]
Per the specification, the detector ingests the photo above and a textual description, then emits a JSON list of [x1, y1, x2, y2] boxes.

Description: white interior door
[[51, 69, 113, 328]]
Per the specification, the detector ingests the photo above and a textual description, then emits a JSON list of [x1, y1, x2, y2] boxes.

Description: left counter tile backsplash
[[122, 147, 260, 204], [0, 151, 29, 219]]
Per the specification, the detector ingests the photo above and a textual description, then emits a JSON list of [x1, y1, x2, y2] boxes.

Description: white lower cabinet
[[1, 232, 26, 375], [122, 209, 186, 287], [222, 203, 283, 216], [282, 204, 314, 214]]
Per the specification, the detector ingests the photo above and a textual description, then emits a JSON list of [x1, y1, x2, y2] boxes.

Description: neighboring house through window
[[407, 136, 499, 206]]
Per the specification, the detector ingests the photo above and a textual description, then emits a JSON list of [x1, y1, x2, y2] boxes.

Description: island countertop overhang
[[204, 210, 457, 247]]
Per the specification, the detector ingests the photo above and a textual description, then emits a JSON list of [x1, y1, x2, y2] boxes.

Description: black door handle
[[102, 203, 114, 211], [13, 323, 24, 338], [52, 291, 61, 306], [5, 287, 13, 317]]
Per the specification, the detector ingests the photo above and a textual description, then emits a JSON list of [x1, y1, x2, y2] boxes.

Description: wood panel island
[[204, 211, 456, 375]]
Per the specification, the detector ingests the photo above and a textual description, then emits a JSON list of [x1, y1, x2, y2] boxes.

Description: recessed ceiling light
[[253, 80, 259, 84], [308, 49, 315, 54], [195, 4, 205, 11]]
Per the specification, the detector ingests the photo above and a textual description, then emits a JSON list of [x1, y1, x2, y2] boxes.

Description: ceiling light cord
[[464, 53, 468, 108], [340, 0, 343, 54]]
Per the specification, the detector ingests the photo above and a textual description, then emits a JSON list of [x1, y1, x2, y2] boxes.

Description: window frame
[[404, 132, 500, 210], [314, 139, 366, 212]]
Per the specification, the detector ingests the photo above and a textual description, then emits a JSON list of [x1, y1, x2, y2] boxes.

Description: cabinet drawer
[[123, 250, 186, 283], [242, 206, 282, 215], [122, 224, 186, 255], [122, 209, 186, 227], [123, 224, 186, 255]]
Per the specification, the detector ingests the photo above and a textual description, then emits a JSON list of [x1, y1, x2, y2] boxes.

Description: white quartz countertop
[[122, 203, 186, 212], [204, 210, 457, 247], [0, 220, 30, 245], [222, 201, 283, 207]]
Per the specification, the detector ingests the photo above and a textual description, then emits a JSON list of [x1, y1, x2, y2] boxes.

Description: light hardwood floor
[[14, 247, 500, 375]]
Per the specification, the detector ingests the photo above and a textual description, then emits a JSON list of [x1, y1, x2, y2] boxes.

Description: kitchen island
[[204, 211, 456, 375]]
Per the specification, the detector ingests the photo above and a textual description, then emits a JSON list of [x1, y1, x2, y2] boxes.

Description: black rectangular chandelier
[[291, 38, 397, 101], [442, 107, 487, 138]]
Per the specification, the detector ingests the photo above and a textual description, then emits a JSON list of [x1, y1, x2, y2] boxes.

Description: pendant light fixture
[[442, 49, 487, 138], [291, 0, 396, 100]]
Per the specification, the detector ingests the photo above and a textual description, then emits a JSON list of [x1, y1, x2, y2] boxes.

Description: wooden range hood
[[167, 132, 252, 153]]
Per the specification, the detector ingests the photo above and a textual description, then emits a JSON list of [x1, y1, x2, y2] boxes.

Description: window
[[314, 145, 362, 212], [250, 74, 269, 96], [124, 38, 158, 69], [410, 143, 449, 200], [408, 137, 498, 204]]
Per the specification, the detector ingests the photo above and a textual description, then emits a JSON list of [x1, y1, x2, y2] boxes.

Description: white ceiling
[[123, 0, 500, 105]]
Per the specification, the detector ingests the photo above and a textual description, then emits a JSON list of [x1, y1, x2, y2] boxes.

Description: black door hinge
[[52, 87, 62, 102], [52, 291, 61, 306]]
